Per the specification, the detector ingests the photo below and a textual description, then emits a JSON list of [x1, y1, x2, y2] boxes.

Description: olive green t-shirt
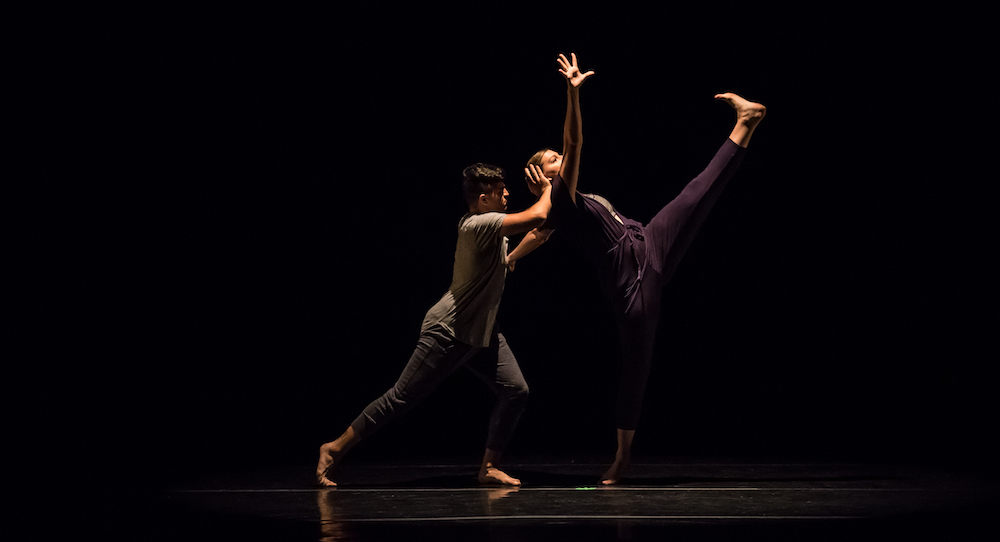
[[421, 212, 508, 347]]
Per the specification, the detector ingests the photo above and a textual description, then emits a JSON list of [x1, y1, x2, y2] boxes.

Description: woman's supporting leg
[[601, 428, 636, 485], [604, 284, 661, 485]]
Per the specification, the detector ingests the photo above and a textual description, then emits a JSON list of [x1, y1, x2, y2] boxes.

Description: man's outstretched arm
[[506, 227, 554, 270]]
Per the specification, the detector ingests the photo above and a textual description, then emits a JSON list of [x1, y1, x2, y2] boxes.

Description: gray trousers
[[351, 326, 529, 452]]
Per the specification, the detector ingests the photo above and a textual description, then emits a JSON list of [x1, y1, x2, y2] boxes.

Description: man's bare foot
[[715, 92, 766, 148], [316, 427, 360, 488], [478, 464, 522, 486], [316, 442, 340, 487], [600, 456, 631, 486]]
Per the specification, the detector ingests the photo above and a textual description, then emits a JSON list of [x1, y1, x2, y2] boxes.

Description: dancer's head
[[527, 149, 562, 180], [462, 163, 508, 213]]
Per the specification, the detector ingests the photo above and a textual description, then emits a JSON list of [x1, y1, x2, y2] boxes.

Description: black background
[[20, 4, 996, 489]]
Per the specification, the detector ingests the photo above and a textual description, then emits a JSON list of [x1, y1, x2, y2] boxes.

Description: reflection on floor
[[150, 460, 997, 541]]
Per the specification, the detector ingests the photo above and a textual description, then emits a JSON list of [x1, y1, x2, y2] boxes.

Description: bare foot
[[478, 464, 522, 486], [715, 92, 766, 124], [600, 456, 631, 486], [316, 442, 340, 487], [715, 92, 766, 147]]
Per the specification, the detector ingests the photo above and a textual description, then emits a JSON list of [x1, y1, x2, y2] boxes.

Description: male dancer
[[316, 163, 552, 487], [507, 53, 766, 484]]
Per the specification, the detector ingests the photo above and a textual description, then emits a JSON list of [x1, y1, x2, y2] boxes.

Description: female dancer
[[508, 53, 766, 484]]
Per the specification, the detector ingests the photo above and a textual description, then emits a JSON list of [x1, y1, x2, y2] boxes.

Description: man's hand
[[523, 163, 551, 198], [558, 52, 594, 89]]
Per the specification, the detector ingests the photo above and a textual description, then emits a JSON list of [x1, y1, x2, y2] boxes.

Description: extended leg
[[316, 329, 478, 487], [316, 426, 359, 488], [715, 92, 766, 148], [645, 138, 743, 283], [646, 93, 765, 280]]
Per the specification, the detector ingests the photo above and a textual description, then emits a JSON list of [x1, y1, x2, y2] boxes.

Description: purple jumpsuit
[[547, 139, 746, 430]]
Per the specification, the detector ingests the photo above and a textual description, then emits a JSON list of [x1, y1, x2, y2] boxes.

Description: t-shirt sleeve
[[462, 212, 506, 249]]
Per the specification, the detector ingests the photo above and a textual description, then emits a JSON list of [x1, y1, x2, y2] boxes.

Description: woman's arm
[[557, 53, 594, 202]]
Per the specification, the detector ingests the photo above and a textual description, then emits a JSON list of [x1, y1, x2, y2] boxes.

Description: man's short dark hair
[[462, 163, 506, 208]]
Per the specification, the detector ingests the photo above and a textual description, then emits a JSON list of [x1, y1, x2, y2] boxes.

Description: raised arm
[[557, 53, 594, 202]]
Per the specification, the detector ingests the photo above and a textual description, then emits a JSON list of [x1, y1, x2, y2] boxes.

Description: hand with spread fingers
[[557, 52, 594, 88]]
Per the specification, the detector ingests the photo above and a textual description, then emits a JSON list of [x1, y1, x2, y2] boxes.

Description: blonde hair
[[527, 148, 549, 167]]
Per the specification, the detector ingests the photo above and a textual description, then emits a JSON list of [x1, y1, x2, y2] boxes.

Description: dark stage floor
[[144, 459, 997, 541]]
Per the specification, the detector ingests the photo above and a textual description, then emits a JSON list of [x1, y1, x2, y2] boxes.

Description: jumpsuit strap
[[607, 225, 647, 313]]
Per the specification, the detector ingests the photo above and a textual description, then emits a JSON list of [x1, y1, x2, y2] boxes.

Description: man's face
[[483, 183, 509, 211]]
